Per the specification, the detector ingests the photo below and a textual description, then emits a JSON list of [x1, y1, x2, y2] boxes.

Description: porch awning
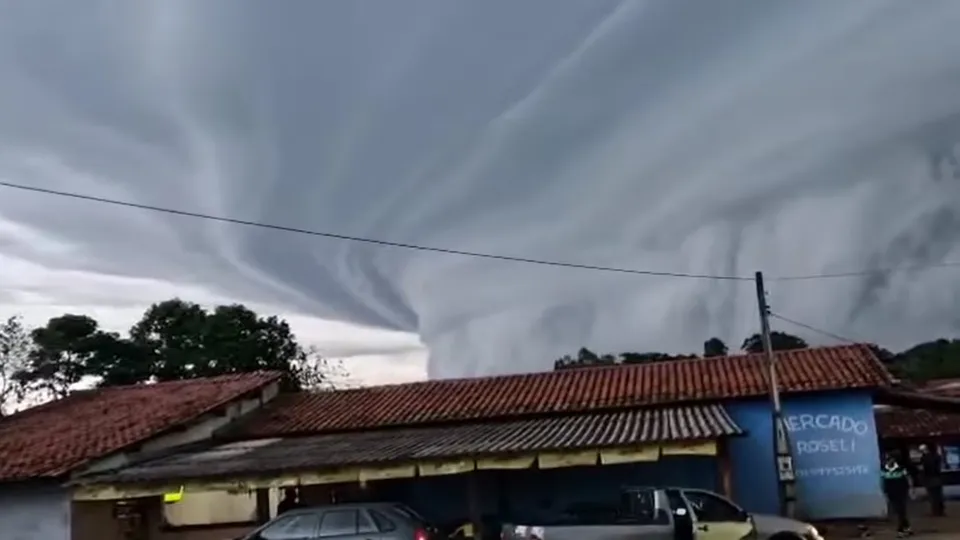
[[72, 403, 741, 500]]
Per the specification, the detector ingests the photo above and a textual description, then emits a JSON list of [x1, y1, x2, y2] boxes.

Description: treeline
[[0, 299, 344, 415], [554, 331, 809, 369], [554, 331, 960, 383]]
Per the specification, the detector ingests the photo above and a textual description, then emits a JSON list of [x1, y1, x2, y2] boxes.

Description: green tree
[[0, 316, 32, 415], [554, 347, 617, 370], [292, 346, 351, 391], [128, 298, 208, 381], [554, 349, 696, 369], [84, 331, 151, 387], [740, 331, 809, 354], [887, 339, 960, 382], [621, 352, 676, 364], [10, 300, 342, 395], [110, 299, 330, 390], [14, 314, 102, 399], [703, 337, 728, 358]]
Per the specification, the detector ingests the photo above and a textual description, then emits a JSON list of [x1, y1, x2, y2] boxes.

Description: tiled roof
[[0, 372, 282, 482], [876, 379, 960, 439], [875, 407, 960, 439], [232, 344, 891, 437], [80, 404, 743, 484], [922, 379, 960, 397]]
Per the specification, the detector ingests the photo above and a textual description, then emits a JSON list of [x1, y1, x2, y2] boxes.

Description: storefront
[[727, 390, 885, 520], [69, 404, 742, 540]]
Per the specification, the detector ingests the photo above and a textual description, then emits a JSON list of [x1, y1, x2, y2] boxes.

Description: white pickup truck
[[501, 487, 823, 540]]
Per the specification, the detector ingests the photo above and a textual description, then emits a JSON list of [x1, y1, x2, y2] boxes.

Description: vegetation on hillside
[[0, 299, 345, 413], [553, 332, 960, 383]]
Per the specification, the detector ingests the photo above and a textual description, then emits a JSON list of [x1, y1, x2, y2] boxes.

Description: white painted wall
[[0, 482, 71, 540]]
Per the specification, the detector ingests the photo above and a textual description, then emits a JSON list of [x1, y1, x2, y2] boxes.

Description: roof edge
[[224, 399, 764, 441], [56, 373, 283, 478]]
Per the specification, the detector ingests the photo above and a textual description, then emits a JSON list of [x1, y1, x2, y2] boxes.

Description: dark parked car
[[240, 502, 437, 540]]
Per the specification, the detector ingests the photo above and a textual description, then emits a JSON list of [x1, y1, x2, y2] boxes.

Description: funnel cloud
[[2, 0, 960, 379]]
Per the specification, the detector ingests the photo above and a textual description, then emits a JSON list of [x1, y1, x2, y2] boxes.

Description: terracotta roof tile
[[233, 344, 891, 437], [876, 408, 960, 439], [876, 379, 960, 439], [0, 372, 281, 482], [923, 379, 960, 397]]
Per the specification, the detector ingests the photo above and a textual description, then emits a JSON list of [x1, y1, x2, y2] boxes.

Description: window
[[392, 504, 426, 524], [681, 491, 745, 523], [369, 510, 396, 532], [259, 514, 322, 540], [618, 489, 667, 524], [162, 490, 257, 527], [357, 510, 378, 534], [665, 489, 690, 514], [319, 510, 359, 537]]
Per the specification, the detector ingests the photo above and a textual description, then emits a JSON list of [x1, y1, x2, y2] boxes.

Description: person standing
[[920, 444, 946, 516], [882, 452, 913, 537]]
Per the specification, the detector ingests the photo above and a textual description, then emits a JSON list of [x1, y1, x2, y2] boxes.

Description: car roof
[[624, 486, 713, 492], [286, 501, 406, 514]]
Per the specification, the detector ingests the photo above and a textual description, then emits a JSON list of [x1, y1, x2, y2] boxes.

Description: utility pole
[[754, 271, 797, 517]]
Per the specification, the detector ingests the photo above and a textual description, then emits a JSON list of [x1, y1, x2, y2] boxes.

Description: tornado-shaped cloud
[[2, 0, 960, 378]]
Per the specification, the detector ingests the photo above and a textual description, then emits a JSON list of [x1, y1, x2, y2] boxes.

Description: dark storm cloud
[[2, 0, 960, 378]]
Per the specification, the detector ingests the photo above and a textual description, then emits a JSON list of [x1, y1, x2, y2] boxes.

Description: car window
[[370, 510, 397, 532], [665, 489, 690, 514], [259, 513, 322, 540], [681, 491, 745, 522], [392, 504, 426, 524], [619, 489, 653, 516], [319, 510, 359, 537], [357, 510, 378, 534], [616, 490, 668, 525]]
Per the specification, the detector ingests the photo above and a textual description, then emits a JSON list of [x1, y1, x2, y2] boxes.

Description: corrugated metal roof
[[81, 404, 742, 485]]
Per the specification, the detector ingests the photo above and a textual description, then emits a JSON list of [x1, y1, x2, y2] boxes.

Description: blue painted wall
[[726, 391, 885, 520]]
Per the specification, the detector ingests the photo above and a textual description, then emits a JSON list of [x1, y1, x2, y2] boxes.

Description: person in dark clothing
[[881, 452, 913, 537], [920, 444, 946, 517], [277, 487, 302, 515], [672, 507, 695, 540]]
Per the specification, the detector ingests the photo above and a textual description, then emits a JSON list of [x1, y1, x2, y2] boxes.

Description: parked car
[[239, 502, 438, 540], [500, 487, 824, 540]]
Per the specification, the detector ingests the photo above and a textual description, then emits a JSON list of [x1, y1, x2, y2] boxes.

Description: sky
[[2, 1, 960, 383]]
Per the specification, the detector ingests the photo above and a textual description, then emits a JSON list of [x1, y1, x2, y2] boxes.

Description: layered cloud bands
[[2, 1, 960, 378]]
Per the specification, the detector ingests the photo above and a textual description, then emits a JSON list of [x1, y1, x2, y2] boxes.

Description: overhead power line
[[772, 262, 960, 281], [768, 312, 861, 344], [0, 181, 750, 281], [2, 180, 959, 283]]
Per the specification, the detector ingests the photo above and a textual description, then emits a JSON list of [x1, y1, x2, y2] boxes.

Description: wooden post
[[718, 439, 734, 499], [255, 488, 271, 523], [467, 471, 481, 539], [755, 271, 797, 517]]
